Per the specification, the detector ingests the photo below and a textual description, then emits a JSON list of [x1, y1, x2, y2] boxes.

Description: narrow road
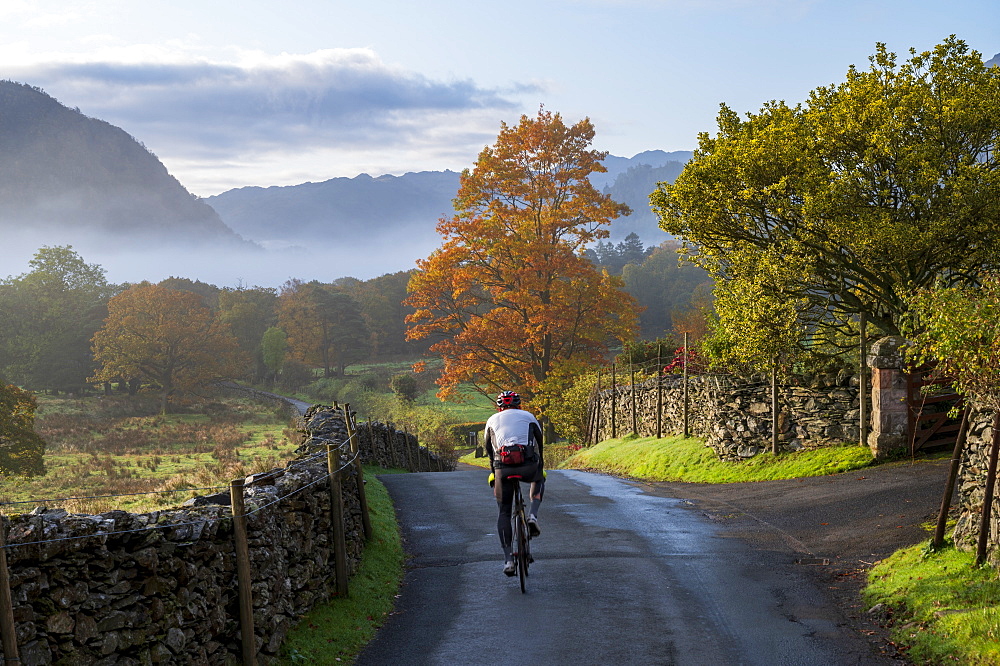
[[357, 469, 895, 665]]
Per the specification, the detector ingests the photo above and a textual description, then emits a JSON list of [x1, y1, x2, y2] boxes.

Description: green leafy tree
[[906, 276, 1000, 412], [652, 37, 1000, 353], [335, 271, 426, 359], [620, 241, 711, 339], [699, 248, 809, 373], [217, 286, 278, 381], [0, 246, 115, 392], [541, 370, 600, 445], [260, 326, 288, 385], [906, 275, 1000, 563], [389, 373, 420, 403], [0, 383, 46, 476]]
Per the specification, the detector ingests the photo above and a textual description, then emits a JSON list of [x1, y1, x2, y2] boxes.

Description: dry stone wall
[[0, 405, 450, 665], [591, 373, 862, 458], [952, 407, 1000, 564]]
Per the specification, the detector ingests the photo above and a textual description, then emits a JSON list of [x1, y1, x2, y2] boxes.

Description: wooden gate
[[906, 368, 964, 454]]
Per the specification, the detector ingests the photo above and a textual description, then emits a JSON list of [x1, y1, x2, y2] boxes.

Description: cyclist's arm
[[484, 427, 496, 472], [529, 421, 543, 470]]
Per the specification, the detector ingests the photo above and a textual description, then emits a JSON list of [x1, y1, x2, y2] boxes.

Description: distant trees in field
[[0, 245, 435, 400]]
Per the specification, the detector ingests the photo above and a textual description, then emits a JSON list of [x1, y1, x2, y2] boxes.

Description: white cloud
[[3, 48, 538, 194]]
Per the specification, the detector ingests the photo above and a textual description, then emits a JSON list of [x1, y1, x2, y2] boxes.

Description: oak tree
[[405, 108, 638, 424], [652, 37, 1000, 355], [277, 281, 369, 377], [91, 283, 245, 413]]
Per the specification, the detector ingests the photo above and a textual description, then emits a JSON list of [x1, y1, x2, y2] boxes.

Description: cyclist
[[485, 390, 545, 576]]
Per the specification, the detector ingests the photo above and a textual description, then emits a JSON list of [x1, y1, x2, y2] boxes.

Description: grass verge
[[557, 434, 875, 483], [863, 540, 1000, 664], [278, 467, 405, 664]]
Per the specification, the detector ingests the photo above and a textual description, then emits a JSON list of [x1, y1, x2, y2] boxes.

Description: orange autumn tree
[[91, 283, 245, 414], [406, 109, 638, 431]]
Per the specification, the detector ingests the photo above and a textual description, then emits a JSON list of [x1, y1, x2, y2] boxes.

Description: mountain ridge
[[206, 149, 692, 253]]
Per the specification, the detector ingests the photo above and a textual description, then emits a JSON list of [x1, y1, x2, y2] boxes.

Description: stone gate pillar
[[867, 336, 908, 459]]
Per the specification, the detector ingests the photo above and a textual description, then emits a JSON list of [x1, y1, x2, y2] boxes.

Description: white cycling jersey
[[484, 407, 541, 452]]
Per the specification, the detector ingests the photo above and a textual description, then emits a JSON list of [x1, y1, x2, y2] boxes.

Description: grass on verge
[[279, 466, 405, 665], [557, 434, 875, 483], [864, 541, 1000, 664]]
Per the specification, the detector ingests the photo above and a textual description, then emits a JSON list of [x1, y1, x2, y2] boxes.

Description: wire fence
[[0, 404, 443, 665], [0, 434, 356, 551]]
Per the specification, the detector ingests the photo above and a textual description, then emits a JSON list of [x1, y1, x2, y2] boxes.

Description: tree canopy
[[277, 280, 369, 377], [0, 382, 45, 476], [906, 274, 1000, 411], [0, 246, 115, 392], [405, 108, 638, 418], [91, 283, 245, 413], [652, 37, 1000, 354]]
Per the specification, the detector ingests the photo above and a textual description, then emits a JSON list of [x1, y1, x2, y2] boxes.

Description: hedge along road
[[356, 469, 895, 665]]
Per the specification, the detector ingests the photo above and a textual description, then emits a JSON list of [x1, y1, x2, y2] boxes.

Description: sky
[[1, 0, 997, 199]]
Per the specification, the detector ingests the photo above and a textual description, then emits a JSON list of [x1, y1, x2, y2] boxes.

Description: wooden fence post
[[656, 343, 663, 439], [611, 363, 617, 439], [388, 422, 400, 469], [859, 312, 869, 447], [344, 405, 372, 540], [595, 370, 603, 444], [683, 332, 690, 438], [0, 512, 20, 664], [934, 407, 970, 550], [630, 366, 638, 436], [771, 359, 779, 455], [230, 479, 257, 666], [366, 418, 378, 466], [403, 428, 414, 471], [325, 441, 350, 596]]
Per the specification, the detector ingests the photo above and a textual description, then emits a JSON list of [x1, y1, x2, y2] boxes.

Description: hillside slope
[[0, 81, 253, 250]]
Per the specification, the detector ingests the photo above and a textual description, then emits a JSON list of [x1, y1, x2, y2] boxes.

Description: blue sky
[[1, 0, 997, 196]]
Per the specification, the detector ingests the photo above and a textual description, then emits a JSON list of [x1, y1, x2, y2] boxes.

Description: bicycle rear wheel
[[515, 512, 528, 593]]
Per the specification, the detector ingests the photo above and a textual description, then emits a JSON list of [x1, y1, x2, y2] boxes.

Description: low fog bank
[[1, 229, 431, 288]]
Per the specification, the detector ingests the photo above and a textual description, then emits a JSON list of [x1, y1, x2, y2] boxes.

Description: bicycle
[[508, 474, 533, 593]]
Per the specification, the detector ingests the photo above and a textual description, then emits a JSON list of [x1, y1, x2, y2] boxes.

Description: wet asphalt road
[[355, 469, 893, 666]]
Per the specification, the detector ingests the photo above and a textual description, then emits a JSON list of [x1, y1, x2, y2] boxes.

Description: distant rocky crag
[[0, 80, 253, 251]]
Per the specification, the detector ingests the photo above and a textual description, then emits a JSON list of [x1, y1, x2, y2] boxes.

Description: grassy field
[[3, 393, 301, 514]]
